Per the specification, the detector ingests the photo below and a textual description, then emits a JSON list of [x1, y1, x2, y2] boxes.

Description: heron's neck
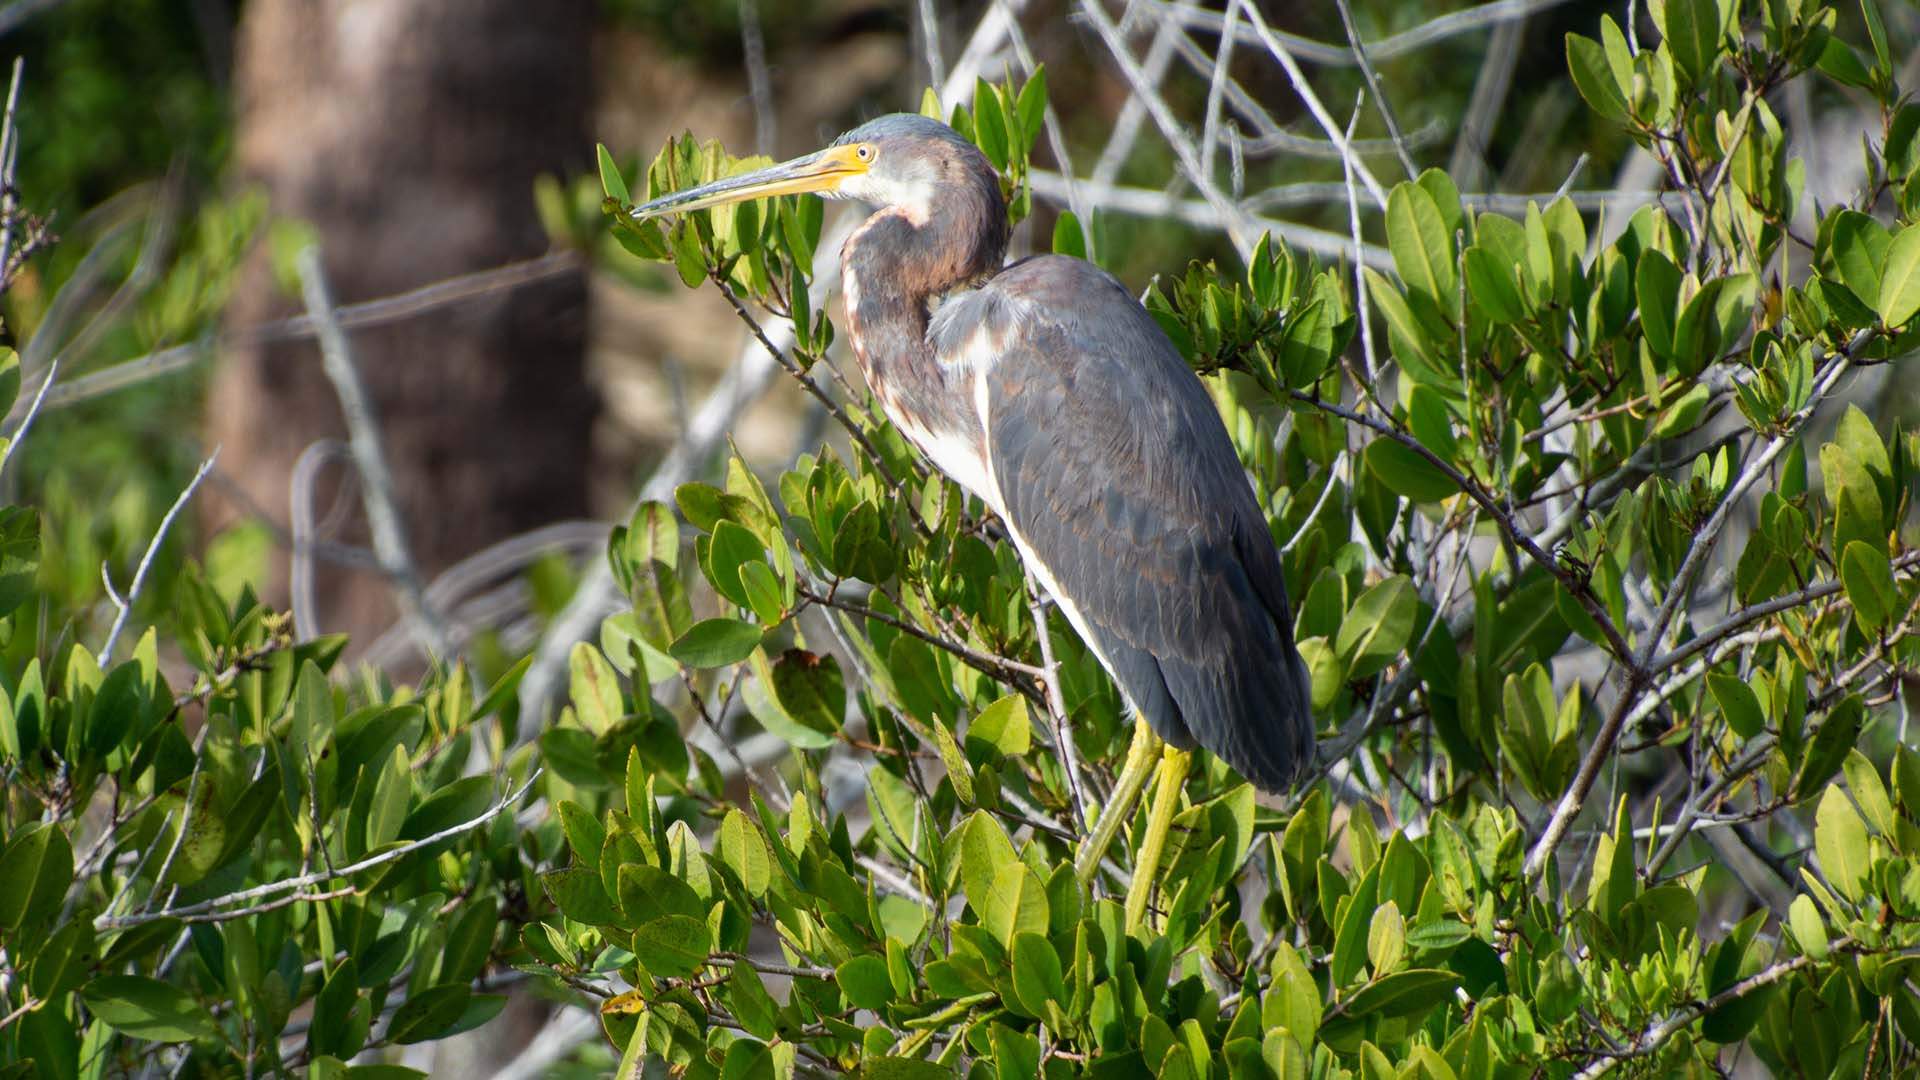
[[840, 194, 1006, 439]]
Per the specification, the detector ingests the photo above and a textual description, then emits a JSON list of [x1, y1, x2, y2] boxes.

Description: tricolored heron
[[628, 114, 1314, 930]]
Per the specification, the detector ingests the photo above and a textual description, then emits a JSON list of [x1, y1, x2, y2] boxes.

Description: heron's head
[[628, 113, 1001, 229]]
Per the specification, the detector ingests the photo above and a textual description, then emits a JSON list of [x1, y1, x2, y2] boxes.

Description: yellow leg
[[1123, 744, 1192, 934], [1073, 718, 1160, 893]]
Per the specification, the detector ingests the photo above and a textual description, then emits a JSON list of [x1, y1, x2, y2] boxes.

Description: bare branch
[[0, 57, 25, 282], [1235, 3, 1389, 209], [1333, 0, 1418, 179], [737, 0, 776, 157], [0, 355, 54, 481], [1147, 0, 1578, 67], [45, 252, 581, 410], [96, 769, 542, 930], [1026, 577, 1090, 835], [102, 448, 219, 660], [289, 439, 350, 642], [1523, 339, 1866, 886], [296, 244, 453, 663], [1026, 170, 1389, 268]]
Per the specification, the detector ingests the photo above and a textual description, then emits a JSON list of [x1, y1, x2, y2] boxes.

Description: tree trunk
[[207, 0, 597, 651]]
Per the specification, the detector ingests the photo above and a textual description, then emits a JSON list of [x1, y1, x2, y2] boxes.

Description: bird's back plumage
[[936, 255, 1316, 791]]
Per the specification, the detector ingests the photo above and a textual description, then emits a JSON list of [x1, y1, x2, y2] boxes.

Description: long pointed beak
[[627, 145, 865, 220]]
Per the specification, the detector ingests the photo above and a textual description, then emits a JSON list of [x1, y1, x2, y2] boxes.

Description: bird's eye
[[856, 144, 874, 162]]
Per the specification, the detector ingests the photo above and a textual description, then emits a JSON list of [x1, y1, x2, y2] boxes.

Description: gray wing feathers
[[974, 257, 1315, 791]]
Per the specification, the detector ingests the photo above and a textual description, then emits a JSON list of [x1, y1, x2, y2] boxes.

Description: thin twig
[[1522, 342, 1862, 885], [102, 448, 219, 660], [0, 355, 53, 479], [45, 252, 581, 410], [915, 0, 946, 93], [1076, 0, 1261, 257], [1026, 576, 1089, 835], [0, 57, 24, 281], [1236, 3, 1389, 209], [1198, 0, 1242, 186], [1333, 0, 1418, 179], [1149, 0, 1578, 66], [296, 245, 453, 662], [288, 439, 350, 642], [1027, 171, 1389, 267], [1449, 18, 1525, 189], [738, 0, 776, 157], [97, 769, 541, 930]]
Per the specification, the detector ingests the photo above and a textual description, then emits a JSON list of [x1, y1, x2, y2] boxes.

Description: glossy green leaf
[[631, 915, 711, 979], [966, 693, 1029, 758], [81, 976, 218, 1043], [1814, 784, 1870, 900], [669, 618, 763, 668], [1877, 224, 1920, 326], [835, 955, 893, 1011], [1364, 439, 1460, 503]]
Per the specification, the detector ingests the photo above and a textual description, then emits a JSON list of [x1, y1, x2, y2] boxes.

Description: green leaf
[[835, 955, 893, 1011], [542, 866, 622, 927], [0, 822, 70, 931], [930, 720, 974, 805], [364, 745, 412, 851], [863, 1057, 953, 1080], [1340, 968, 1462, 1020], [1829, 210, 1892, 307], [631, 915, 711, 979], [388, 984, 471, 1045], [0, 348, 17, 419], [1362, 268, 1443, 382], [1840, 541, 1897, 633], [1463, 246, 1524, 323], [765, 648, 844, 743], [1814, 784, 1870, 900], [728, 965, 779, 1041], [1015, 66, 1049, 150], [0, 506, 40, 617], [81, 975, 218, 1043], [980, 864, 1047, 947], [1009, 931, 1067, 1019], [1842, 749, 1897, 839], [1707, 672, 1765, 739], [617, 863, 705, 925], [1386, 181, 1455, 308], [1788, 894, 1828, 959], [1336, 575, 1418, 680], [705, 520, 767, 612], [1877, 224, 1920, 327], [597, 143, 631, 205], [1661, 0, 1726, 82], [718, 810, 772, 897], [973, 78, 1010, 169], [966, 693, 1030, 758], [1566, 33, 1628, 121], [1051, 211, 1086, 261], [1636, 250, 1682, 359], [957, 810, 1018, 913], [569, 642, 624, 737], [1366, 901, 1406, 976], [1331, 868, 1380, 988], [1405, 919, 1471, 950], [1796, 695, 1864, 801], [1364, 439, 1460, 503], [669, 618, 763, 668]]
